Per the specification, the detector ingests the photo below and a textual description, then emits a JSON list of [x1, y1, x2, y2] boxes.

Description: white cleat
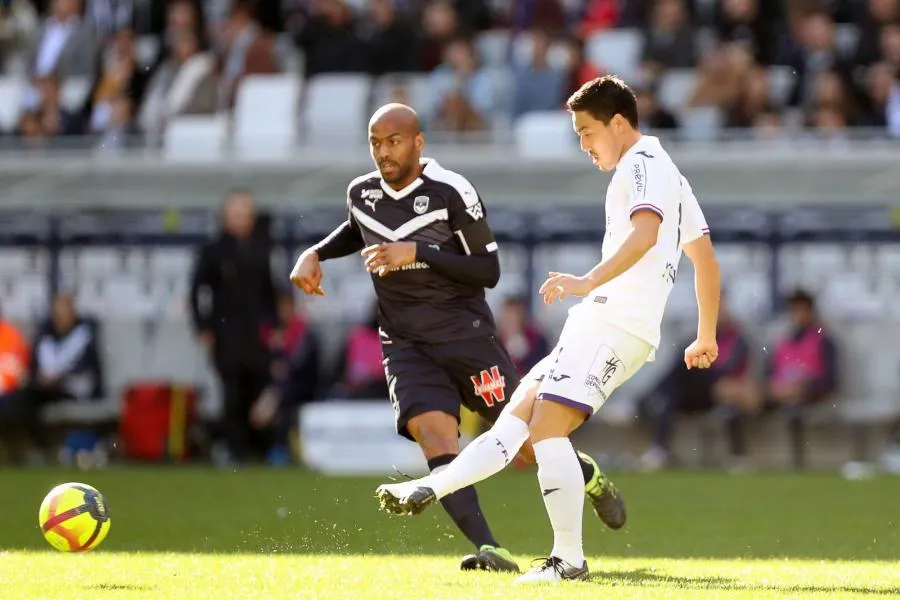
[[515, 557, 589, 583]]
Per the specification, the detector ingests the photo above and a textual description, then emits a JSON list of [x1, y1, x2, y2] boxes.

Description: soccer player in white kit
[[376, 76, 722, 582]]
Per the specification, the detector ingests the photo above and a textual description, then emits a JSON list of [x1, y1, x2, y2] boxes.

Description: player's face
[[571, 110, 622, 172], [369, 126, 423, 185]]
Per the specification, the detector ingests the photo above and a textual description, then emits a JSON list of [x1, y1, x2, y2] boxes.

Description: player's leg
[[382, 345, 517, 572], [517, 322, 652, 583]]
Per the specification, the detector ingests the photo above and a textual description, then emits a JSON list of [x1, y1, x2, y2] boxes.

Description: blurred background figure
[[190, 190, 277, 467], [497, 295, 549, 376], [328, 303, 387, 401]]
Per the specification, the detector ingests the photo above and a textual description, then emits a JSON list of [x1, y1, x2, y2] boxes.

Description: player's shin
[[423, 412, 530, 499], [534, 437, 586, 567]]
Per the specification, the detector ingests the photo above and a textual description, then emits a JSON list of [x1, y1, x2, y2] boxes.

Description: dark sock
[[427, 454, 499, 549], [576, 452, 595, 484]]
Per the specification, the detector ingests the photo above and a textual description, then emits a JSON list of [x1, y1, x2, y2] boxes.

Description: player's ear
[[414, 132, 424, 152]]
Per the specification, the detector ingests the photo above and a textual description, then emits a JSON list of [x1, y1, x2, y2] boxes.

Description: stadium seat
[[475, 30, 511, 66], [60, 77, 92, 113], [303, 74, 371, 146], [768, 66, 795, 106], [135, 36, 161, 69], [163, 115, 229, 161], [584, 29, 642, 83], [371, 74, 432, 118], [0, 76, 24, 132], [513, 111, 577, 158], [679, 107, 723, 141], [657, 68, 697, 114], [510, 31, 573, 70], [233, 74, 301, 159]]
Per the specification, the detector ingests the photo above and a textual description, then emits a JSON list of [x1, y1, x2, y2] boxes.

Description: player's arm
[[308, 218, 365, 261], [584, 211, 661, 289], [416, 186, 500, 288], [683, 235, 720, 343]]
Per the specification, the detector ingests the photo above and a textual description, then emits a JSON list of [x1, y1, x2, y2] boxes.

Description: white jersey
[[582, 135, 709, 350]]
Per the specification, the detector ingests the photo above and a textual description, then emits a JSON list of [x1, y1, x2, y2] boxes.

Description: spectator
[[0, 0, 39, 72], [752, 107, 785, 139], [419, 0, 460, 72], [26, 0, 97, 80], [329, 304, 388, 400], [639, 296, 753, 471], [497, 295, 548, 375], [854, 0, 899, 66], [190, 190, 278, 466], [715, 0, 775, 64], [252, 293, 320, 466], [84, 0, 134, 41], [787, 11, 851, 109], [16, 74, 85, 146], [138, 31, 218, 139], [641, 0, 696, 80], [888, 68, 900, 137], [562, 36, 602, 99], [218, 0, 278, 109], [635, 83, 679, 130], [293, 0, 367, 78], [805, 67, 857, 126], [881, 22, 900, 71], [361, 0, 420, 75], [765, 289, 839, 469], [89, 28, 148, 135], [577, 0, 619, 35], [858, 62, 896, 127], [726, 64, 778, 128], [688, 43, 753, 109], [427, 37, 495, 133], [508, 0, 567, 35], [0, 304, 30, 462], [512, 29, 565, 118], [95, 92, 139, 150]]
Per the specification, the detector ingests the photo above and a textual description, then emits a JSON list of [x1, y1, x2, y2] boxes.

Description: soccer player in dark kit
[[290, 103, 625, 572]]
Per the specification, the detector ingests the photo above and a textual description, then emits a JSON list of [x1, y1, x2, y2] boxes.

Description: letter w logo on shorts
[[471, 366, 506, 407]]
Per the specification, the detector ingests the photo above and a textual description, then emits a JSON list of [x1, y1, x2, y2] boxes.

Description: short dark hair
[[786, 288, 815, 310], [566, 75, 639, 128]]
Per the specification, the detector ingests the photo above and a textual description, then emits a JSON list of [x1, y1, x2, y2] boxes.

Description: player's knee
[[407, 411, 460, 458], [528, 397, 586, 442], [506, 379, 540, 424], [516, 439, 536, 465]]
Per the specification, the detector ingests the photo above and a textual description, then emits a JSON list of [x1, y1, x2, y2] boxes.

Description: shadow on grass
[[592, 569, 900, 596]]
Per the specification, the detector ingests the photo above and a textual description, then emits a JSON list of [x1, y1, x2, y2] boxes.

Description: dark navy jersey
[[346, 158, 499, 346]]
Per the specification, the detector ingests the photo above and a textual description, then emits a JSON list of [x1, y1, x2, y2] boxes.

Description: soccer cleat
[[578, 451, 627, 530], [375, 483, 437, 515], [515, 556, 589, 583], [460, 545, 520, 573]]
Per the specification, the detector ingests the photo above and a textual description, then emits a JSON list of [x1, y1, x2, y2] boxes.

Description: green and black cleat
[[578, 451, 627, 530], [460, 545, 520, 573]]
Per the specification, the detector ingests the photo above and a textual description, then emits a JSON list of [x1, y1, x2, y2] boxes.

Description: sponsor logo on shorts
[[584, 346, 624, 405], [471, 366, 506, 407], [594, 296, 607, 304]]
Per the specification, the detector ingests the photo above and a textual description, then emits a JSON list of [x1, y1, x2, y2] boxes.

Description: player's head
[[368, 103, 424, 188], [786, 289, 817, 326], [566, 75, 641, 172], [221, 189, 256, 238]]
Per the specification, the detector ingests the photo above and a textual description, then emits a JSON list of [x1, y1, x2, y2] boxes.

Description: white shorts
[[525, 307, 654, 415]]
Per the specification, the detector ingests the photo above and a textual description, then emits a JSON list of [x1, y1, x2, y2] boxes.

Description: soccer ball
[[38, 482, 111, 552]]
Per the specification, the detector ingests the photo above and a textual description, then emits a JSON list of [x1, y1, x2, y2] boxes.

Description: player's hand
[[290, 250, 325, 296], [684, 338, 718, 370], [362, 242, 416, 277], [539, 272, 594, 304]]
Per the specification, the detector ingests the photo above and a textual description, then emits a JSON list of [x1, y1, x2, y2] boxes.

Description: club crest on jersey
[[413, 195, 429, 215], [471, 366, 506, 407]]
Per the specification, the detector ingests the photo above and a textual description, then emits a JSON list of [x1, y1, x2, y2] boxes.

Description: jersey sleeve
[[446, 180, 498, 256], [626, 156, 667, 220], [678, 175, 710, 245]]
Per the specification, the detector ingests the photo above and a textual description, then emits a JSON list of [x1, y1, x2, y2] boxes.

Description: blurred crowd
[[2, 0, 899, 148]]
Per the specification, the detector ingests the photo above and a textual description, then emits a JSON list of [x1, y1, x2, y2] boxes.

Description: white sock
[[422, 413, 529, 499], [534, 437, 585, 567]]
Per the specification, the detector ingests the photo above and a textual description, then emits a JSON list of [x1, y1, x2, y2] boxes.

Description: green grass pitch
[[2, 467, 899, 599]]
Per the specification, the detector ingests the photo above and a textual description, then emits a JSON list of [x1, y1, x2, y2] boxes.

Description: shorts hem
[[539, 392, 593, 416]]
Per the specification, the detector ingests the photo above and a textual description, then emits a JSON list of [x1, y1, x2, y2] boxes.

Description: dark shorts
[[383, 335, 521, 441]]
